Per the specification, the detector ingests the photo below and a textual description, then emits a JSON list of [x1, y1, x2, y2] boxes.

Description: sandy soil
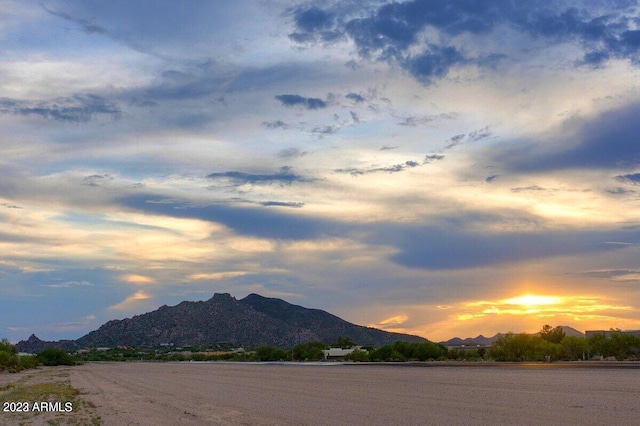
[[3, 362, 640, 425]]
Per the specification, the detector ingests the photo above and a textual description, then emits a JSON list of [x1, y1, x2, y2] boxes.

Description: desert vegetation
[[8, 325, 639, 366], [0, 338, 39, 372], [488, 326, 640, 362], [0, 338, 79, 372]]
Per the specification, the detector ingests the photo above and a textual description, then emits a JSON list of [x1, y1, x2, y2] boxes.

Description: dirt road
[[4, 362, 640, 425]]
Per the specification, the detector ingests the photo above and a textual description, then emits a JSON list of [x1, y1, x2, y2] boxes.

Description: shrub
[[256, 346, 288, 361], [344, 349, 369, 362], [190, 353, 208, 361], [291, 341, 327, 361], [19, 355, 39, 369], [0, 338, 19, 371], [37, 347, 76, 366]]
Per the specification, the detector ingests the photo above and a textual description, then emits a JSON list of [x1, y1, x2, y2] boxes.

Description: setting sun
[[503, 295, 564, 307]]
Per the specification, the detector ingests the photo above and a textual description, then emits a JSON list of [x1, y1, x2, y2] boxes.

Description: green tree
[[489, 333, 540, 361], [406, 341, 447, 361], [256, 345, 288, 361], [540, 325, 566, 344], [534, 339, 563, 361], [587, 332, 609, 357], [609, 331, 640, 360], [334, 336, 355, 348], [561, 336, 587, 360], [343, 349, 369, 362], [477, 347, 486, 359], [368, 345, 404, 362], [292, 341, 327, 361]]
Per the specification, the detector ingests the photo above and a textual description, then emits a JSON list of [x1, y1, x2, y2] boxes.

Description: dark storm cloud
[[0, 203, 21, 209], [511, 185, 547, 193], [44, 0, 276, 60], [345, 93, 365, 103], [423, 154, 445, 163], [570, 269, 640, 282], [468, 126, 492, 142], [290, 1, 640, 84], [118, 194, 338, 240], [616, 173, 640, 185], [289, 7, 342, 44], [43, 5, 108, 34], [135, 61, 232, 102], [445, 133, 466, 150], [404, 46, 466, 84], [117, 193, 640, 271], [127, 62, 325, 112], [580, 50, 611, 67], [206, 166, 312, 186], [82, 174, 114, 187], [606, 187, 636, 195], [227, 63, 327, 93], [277, 148, 309, 159], [275, 94, 327, 109], [260, 201, 305, 208], [444, 126, 492, 149], [488, 103, 640, 172], [310, 125, 338, 136], [294, 7, 335, 33], [396, 113, 456, 127], [335, 160, 423, 176], [0, 95, 119, 123], [373, 215, 640, 270], [262, 120, 289, 129]]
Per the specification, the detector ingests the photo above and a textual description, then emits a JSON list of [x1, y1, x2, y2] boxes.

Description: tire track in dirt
[[66, 362, 640, 426]]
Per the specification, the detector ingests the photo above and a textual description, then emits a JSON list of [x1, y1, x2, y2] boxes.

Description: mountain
[[442, 334, 504, 347], [16, 293, 427, 352], [558, 326, 585, 338], [442, 326, 586, 346], [15, 334, 77, 354], [240, 293, 422, 346]]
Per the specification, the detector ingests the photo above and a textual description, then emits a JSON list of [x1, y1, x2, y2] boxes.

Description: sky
[[2, 0, 640, 343]]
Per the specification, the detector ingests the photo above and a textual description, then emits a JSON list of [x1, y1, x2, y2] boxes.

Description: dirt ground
[[2, 362, 640, 425]]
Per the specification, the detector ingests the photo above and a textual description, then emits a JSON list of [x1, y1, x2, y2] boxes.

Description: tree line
[[488, 326, 640, 362], [4, 326, 638, 367], [0, 338, 75, 373]]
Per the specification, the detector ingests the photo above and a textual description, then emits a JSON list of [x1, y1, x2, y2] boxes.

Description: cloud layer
[[2, 0, 640, 343]]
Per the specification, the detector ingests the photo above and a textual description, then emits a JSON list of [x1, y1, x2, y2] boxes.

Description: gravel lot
[[3, 362, 640, 425]]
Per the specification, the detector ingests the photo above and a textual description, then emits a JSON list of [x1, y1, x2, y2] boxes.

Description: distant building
[[585, 330, 640, 339], [322, 346, 367, 359]]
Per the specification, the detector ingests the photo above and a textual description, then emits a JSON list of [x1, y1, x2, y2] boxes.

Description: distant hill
[[16, 293, 426, 353], [557, 326, 585, 338], [442, 334, 504, 347], [442, 326, 585, 346]]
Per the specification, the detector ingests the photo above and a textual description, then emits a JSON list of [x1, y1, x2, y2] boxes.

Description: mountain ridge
[[16, 293, 427, 353], [441, 326, 585, 346]]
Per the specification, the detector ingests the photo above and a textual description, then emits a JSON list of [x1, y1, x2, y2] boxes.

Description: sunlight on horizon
[[372, 291, 640, 342], [503, 294, 564, 307]]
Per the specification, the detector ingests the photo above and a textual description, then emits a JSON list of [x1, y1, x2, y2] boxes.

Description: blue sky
[[2, 0, 640, 342]]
